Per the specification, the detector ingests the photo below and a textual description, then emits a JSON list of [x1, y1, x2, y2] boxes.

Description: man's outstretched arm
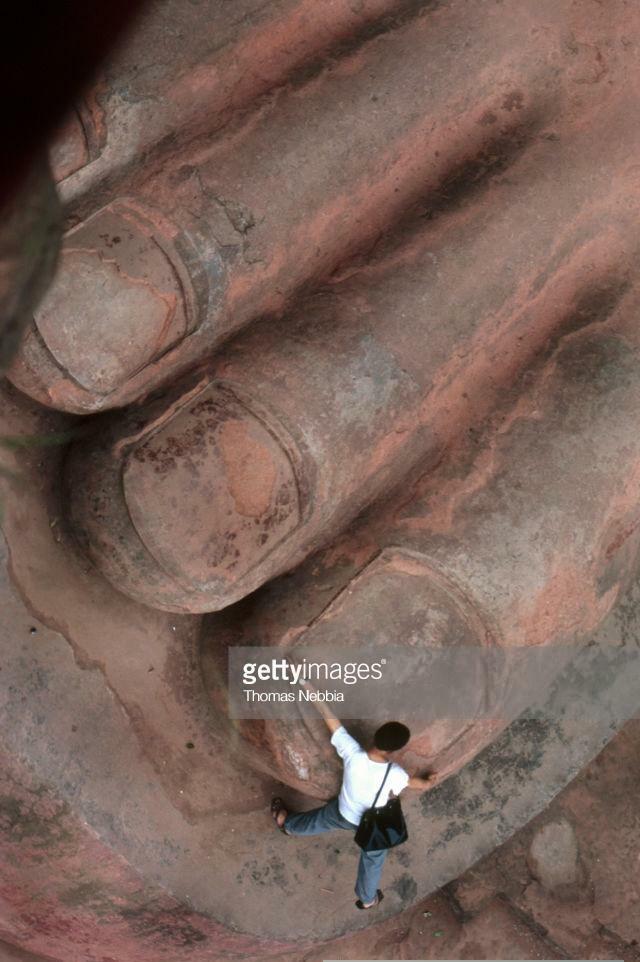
[[297, 678, 343, 733]]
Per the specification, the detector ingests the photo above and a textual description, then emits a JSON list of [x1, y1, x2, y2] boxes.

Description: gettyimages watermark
[[241, 655, 385, 688], [227, 643, 640, 720]]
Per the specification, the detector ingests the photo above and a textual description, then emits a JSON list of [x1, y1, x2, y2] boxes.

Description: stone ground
[[1, 716, 640, 962], [251, 716, 640, 962]]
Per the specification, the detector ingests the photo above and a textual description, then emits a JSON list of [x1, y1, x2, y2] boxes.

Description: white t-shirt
[[331, 726, 410, 825]]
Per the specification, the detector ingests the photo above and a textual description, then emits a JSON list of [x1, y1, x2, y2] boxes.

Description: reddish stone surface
[[11, 0, 633, 413], [35, 201, 203, 395], [445, 719, 640, 962], [0, 942, 53, 962], [3, 372, 640, 956], [50, 0, 419, 196], [3, 0, 640, 959], [201, 323, 640, 794], [64, 103, 640, 608], [233, 719, 640, 962], [33, 0, 639, 609], [0, 745, 290, 962], [8, 712, 638, 962]]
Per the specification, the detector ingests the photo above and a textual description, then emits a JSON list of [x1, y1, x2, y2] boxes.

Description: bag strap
[[371, 763, 392, 808]]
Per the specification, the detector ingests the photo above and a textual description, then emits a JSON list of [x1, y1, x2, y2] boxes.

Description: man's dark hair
[[373, 721, 410, 752]]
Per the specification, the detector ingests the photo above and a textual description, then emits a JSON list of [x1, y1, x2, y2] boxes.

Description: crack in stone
[[496, 891, 571, 958]]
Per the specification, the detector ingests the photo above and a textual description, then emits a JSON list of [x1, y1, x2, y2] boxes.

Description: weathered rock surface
[[2, 375, 640, 958], [3, 0, 640, 959], [527, 818, 586, 898]]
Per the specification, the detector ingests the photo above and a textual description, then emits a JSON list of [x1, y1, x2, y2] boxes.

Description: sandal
[[271, 796, 289, 834], [355, 889, 384, 910]]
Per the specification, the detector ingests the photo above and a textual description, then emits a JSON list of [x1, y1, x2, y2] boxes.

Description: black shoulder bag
[[354, 763, 409, 852]]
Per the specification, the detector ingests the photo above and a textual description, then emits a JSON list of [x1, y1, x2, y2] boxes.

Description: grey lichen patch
[[391, 872, 418, 903], [59, 879, 121, 917], [121, 903, 209, 947], [420, 714, 554, 856], [236, 854, 290, 891], [610, 584, 640, 647], [395, 847, 411, 867], [0, 792, 74, 849]]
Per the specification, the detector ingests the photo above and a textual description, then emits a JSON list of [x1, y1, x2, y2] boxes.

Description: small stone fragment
[[527, 817, 587, 899]]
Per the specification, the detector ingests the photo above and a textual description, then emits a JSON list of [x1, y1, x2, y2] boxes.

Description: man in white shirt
[[271, 680, 434, 910]]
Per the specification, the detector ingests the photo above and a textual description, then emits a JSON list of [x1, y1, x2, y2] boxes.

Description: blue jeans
[[283, 797, 387, 904]]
